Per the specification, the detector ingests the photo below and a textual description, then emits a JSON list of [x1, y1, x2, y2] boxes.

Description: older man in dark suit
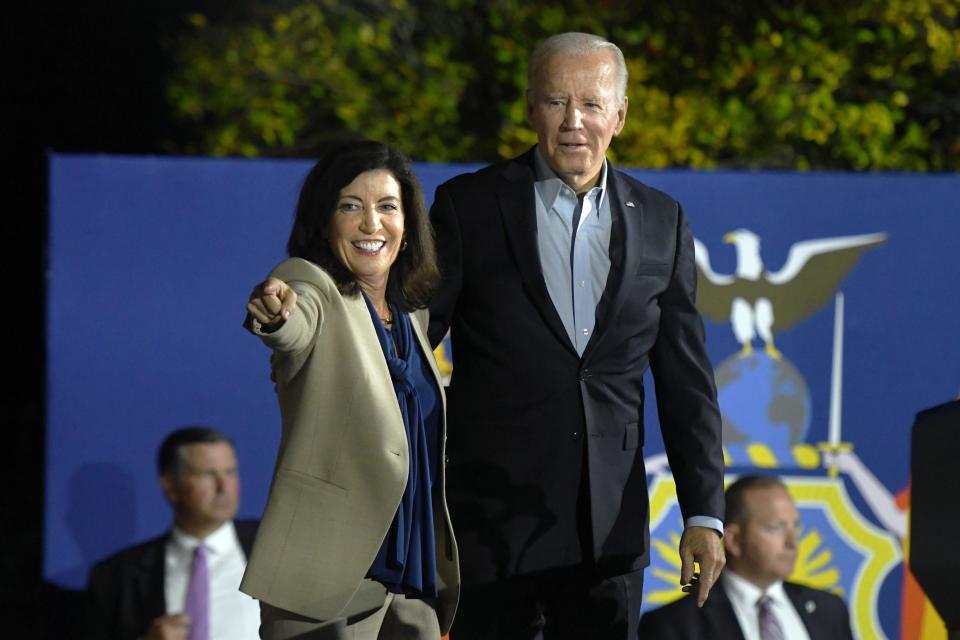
[[83, 427, 259, 640], [639, 475, 854, 640], [428, 31, 725, 639]]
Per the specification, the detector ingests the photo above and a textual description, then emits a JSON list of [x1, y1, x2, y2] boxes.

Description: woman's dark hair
[[287, 140, 439, 310]]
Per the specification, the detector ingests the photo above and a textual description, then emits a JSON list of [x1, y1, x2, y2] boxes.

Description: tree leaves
[[167, 0, 960, 170]]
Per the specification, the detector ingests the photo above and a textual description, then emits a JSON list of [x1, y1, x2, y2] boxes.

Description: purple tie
[[757, 595, 785, 640], [184, 544, 209, 640]]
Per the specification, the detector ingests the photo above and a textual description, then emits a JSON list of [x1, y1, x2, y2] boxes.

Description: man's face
[[161, 442, 240, 534], [526, 50, 627, 194], [725, 486, 800, 588]]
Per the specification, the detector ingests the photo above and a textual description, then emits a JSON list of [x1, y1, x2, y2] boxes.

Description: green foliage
[[168, 0, 476, 160], [168, 0, 960, 171]]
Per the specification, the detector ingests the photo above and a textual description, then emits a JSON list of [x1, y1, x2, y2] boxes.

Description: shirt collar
[[533, 145, 609, 213], [723, 570, 789, 609], [170, 520, 237, 556]]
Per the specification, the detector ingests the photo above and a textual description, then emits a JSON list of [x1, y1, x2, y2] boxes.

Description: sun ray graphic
[[645, 530, 687, 605], [790, 527, 844, 596]]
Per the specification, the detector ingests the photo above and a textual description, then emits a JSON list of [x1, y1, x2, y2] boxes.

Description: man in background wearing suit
[[84, 427, 259, 640], [639, 475, 854, 640], [428, 31, 725, 639]]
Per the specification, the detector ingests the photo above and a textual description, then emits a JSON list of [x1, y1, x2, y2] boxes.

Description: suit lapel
[[785, 582, 822, 637], [497, 152, 576, 354], [581, 169, 642, 361], [136, 536, 168, 623]]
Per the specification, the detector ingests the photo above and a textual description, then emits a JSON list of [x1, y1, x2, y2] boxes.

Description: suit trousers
[[258, 580, 440, 640], [450, 564, 644, 640]]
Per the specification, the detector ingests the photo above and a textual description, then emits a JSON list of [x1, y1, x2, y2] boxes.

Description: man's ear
[[724, 522, 742, 559], [613, 96, 628, 137], [159, 474, 178, 506]]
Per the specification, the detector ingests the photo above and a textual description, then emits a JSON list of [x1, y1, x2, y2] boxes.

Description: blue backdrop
[[46, 154, 959, 637]]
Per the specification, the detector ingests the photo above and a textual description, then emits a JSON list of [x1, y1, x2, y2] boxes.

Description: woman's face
[[328, 169, 405, 290]]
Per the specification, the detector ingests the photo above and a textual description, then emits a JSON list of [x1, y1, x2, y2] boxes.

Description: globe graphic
[[715, 351, 811, 468]]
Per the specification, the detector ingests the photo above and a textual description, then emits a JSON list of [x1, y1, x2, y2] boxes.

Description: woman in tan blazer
[[243, 141, 459, 639]]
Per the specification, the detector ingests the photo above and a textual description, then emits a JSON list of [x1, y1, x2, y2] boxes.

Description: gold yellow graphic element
[[721, 443, 821, 469], [432, 341, 453, 385]]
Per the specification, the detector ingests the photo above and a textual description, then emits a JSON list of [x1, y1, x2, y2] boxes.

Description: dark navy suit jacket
[[83, 519, 258, 640], [638, 580, 854, 640], [428, 148, 724, 585]]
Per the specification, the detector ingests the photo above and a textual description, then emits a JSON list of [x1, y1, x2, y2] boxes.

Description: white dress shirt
[[723, 571, 811, 640], [165, 521, 260, 640]]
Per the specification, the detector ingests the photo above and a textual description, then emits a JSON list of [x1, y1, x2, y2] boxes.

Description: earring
[[400, 238, 408, 251]]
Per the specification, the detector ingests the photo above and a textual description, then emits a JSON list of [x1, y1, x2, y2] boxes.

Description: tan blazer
[[239, 258, 459, 633]]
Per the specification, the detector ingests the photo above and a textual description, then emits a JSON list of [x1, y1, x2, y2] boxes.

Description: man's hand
[[247, 277, 297, 328], [679, 525, 726, 607], [145, 613, 190, 640]]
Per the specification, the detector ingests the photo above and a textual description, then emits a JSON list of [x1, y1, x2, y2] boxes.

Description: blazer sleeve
[[250, 279, 326, 356], [427, 183, 463, 348], [649, 204, 725, 523]]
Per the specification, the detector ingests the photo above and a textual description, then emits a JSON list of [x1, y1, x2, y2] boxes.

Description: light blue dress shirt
[[532, 146, 723, 536], [533, 148, 613, 356]]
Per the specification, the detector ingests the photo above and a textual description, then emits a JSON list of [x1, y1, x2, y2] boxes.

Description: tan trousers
[[259, 584, 441, 640]]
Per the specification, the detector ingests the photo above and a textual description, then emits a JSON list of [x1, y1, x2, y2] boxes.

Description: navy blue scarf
[[363, 293, 439, 597]]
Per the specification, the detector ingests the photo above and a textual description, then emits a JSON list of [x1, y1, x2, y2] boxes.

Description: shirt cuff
[[685, 516, 724, 536]]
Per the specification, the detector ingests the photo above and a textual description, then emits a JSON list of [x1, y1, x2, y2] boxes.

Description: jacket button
[[572, 431, 580, 440]]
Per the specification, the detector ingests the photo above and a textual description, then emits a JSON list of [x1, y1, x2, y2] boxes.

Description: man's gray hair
[[528, 32, 628, 102]]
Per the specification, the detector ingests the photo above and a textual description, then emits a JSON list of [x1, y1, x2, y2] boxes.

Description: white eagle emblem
[[693, 229, 887, 359]]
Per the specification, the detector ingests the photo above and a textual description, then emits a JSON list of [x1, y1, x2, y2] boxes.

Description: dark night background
[[9, 2, 958, 635], [8, 3, 232, 633]]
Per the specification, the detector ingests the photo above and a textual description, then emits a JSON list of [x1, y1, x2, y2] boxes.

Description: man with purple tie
[[639, 475, 854, 640], [84, 427, 259, 640]]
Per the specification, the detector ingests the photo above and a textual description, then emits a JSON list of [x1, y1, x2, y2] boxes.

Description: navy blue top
[[363, 295, 441, 598]]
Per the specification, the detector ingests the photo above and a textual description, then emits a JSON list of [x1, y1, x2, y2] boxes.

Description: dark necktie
[[184, 544, 210, 640], [757, 594, 785, 640]]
